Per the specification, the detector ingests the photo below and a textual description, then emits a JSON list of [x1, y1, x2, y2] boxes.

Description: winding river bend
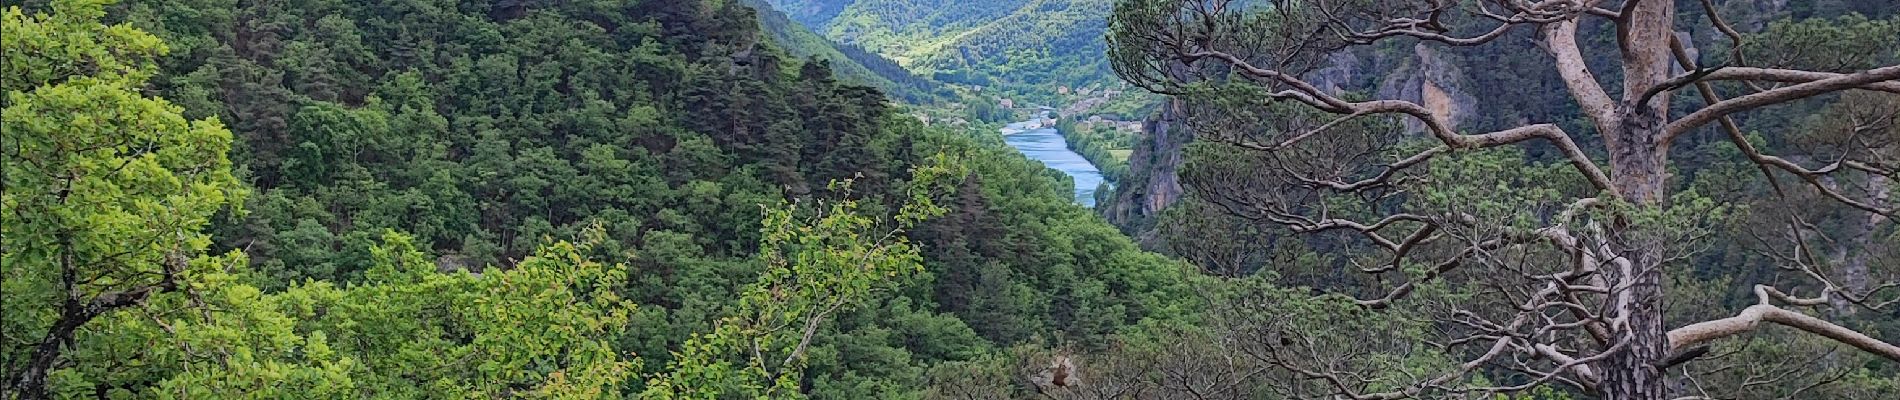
[[1002, 120, 1106, 207]]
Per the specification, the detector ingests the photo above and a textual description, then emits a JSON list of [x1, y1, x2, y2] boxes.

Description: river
[[1002, 120, 1106, 207]]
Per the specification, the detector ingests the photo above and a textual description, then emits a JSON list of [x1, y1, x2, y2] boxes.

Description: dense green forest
[[2, 0, 1190, 397], [4, 0, 1899, 399], [1051, 117, 1134, 183]]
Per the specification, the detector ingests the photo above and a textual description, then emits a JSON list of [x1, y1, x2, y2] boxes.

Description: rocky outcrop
[[1308, 51, 1365, 94], [1377, 43, 1478, 135], [1102, 100, 1189, 236], [1105, 43, 1481, 239]]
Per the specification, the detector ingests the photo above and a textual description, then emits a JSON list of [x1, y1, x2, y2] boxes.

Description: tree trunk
[[11, 300, 92, 400], [9, 237, 147, 399], [1600, 226, 1669, 400], [1600, 137, 1670, 399], [1600, 120, 1671, 400], [1601, 1, 1676, 399], [1604, 96, 1672, 400]]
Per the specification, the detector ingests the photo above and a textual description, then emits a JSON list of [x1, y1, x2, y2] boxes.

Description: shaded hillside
[[767, 0, 1117, 97], [916, 0, 1114, 92], [0, 0, 1194, 396], [763, 0, 853, 27], [744, 0, 950, 102]]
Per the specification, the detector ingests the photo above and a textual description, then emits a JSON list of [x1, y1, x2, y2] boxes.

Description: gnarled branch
[[1665, 65, 1900, 141], [1668, 304, 1900, 362]]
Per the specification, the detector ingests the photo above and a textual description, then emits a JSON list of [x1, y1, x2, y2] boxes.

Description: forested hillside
[[743, 0, 950, 103], [766, 0, 858, 28], [6, 0, 1900, 399], [3, 0, 1190, 397]]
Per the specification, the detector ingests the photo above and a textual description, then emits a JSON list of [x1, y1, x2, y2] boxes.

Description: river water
[[1002, 120, 1106, 207]]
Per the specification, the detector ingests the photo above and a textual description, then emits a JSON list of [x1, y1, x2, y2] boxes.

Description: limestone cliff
[[1376, 43, 1478, 135], [1101, 99, 1188, 238]]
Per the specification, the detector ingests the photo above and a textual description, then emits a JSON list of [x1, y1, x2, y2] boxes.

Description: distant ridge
[[765, 0, 1118, 96], [744, 0, 950, 103]]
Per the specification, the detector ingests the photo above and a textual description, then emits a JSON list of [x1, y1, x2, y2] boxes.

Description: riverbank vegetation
[[1053, 117, 1135, 183]]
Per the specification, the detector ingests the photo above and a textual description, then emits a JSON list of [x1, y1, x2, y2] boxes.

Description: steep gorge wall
[[1095, 0, 1889, 239], [1101, 44, 1479, 239], [1378, 44, 1479, 135], [1102, 99, 1188, 237]]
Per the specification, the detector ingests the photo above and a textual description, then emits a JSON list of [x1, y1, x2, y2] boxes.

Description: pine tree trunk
[[1600, 118, 1671, 399], [1600, 224, 1669, 400], [1601, 263, 1668, 400], [1601, 1, 1676, 398]]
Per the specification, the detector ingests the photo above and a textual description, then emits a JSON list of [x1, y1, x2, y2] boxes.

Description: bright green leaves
[[450, 239, 640, 398], [2, 75, 241, 250], [139, 233, 640, 399], [361, 233, 434, 284], [0, 0, 241, 280], [643, 196, 922, 399], [643, 160, 963, 399], [0, 0, 167, 96], [3, 1, 242, 396]]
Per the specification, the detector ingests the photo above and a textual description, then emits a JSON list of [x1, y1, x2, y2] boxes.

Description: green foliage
[[158, 234, 638, 398], [765, 0, 853, 28], [910, 0, 1118, 91], [745, 0, 949, 103], [814, 0, 1032, 64], [44, 233, 639, 399], [1052, 117, 1135, 182], [92, 0, 923, 284], [767, 0, 1120, 98], [643, 160, 962, 399], [910, 132, 1196, 348], [5, 0, 1207, 398], [1740, 13, 1900, 72], [2, 1, 242, 395]]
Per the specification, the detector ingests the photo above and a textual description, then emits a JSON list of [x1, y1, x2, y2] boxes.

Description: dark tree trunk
[[1601, 119, 1672, 400], [1601, 239, 1669, 400], [11, 300, 93, 400], [1601, 1, 1676, 399], [1601, 120, 1671, 400], [10, 238, 167, 400]]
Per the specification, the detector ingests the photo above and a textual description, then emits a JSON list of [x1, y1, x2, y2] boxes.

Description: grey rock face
[[1377, 43, 1478, 135], [1102, 100, 1188, 238]]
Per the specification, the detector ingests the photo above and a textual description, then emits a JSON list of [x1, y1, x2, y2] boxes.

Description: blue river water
[[1002, 120, 1106, 207]]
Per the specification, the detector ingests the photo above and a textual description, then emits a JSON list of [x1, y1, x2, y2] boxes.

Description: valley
[[5, 0, 1898, 398], [1002, 118, 1107, 207]]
